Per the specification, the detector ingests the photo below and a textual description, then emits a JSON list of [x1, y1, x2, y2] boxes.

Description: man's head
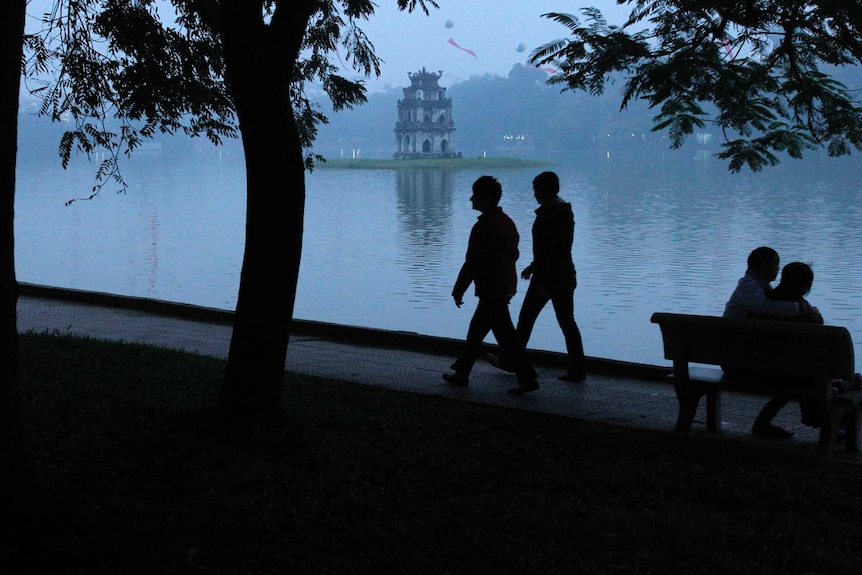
[[747, 246, 780, 282], [532, 171, 560, 204], [471, 175, 502, 212]]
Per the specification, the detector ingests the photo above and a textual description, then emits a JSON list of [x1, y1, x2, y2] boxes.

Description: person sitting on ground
[[723, 247, 812, 439]]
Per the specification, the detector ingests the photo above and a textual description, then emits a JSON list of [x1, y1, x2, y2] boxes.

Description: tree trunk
[[2, 0, 94, 561], [213, 1, 315, 424], [1, 0, 27, 527]]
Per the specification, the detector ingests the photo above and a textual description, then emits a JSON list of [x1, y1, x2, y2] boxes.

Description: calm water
[[14, 144, 862, 366]]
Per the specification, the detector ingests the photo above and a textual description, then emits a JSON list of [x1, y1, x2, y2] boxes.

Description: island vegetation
[[315, 156, 554, 170]]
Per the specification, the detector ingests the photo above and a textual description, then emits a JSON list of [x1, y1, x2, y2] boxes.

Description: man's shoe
[[558, 373, 586, 383], [442, 372, 469, 386], [751, 423, 794, 438], [486, 353, 516, 373], [508, 380, 539, 395]]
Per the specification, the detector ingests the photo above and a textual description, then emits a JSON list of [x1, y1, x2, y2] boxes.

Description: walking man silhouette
[[443, 175, 539, 395], [488, 171, 586, 382]]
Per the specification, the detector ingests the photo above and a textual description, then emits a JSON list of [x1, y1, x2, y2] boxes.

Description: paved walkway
[[16, 285, 860, 463]]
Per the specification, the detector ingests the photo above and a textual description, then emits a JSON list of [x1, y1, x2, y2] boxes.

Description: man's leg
[[486, 297, 538, 393], [515, 280, 548, 350], [488, 280, 546, 372], [550, 290, 586, 381], [449, 298, 493, 379], [752, 396, 793, 438]]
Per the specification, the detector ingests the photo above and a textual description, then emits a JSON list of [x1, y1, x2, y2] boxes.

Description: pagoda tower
[[394, 68, 460, 159]]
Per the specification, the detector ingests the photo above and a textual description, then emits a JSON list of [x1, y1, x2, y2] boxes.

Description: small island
[[314, 157, 555, 170], [314, 67, 555, 171]]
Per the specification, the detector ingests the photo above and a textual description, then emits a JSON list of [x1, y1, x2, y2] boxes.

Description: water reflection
[[395, 169, 456, 308]]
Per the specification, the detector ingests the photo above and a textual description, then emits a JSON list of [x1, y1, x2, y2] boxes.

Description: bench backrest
[[650, 312, 855, 380]]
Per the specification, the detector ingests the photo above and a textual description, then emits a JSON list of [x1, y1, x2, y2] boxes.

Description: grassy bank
[[5, 332, 862, 574], [315, 157, 553, 170]]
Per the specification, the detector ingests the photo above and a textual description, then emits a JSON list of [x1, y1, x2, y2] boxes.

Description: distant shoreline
[[314, 157, 555, 170]]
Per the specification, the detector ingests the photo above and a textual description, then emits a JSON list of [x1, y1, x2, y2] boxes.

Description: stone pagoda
[[394, 68, 460, 159]]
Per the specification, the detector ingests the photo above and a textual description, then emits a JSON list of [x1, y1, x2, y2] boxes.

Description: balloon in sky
[[515, 42, 526, 53], [444, 19, 454, 29]]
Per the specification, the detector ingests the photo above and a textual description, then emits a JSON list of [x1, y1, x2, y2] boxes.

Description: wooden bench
[[650, 312, 862, 457]]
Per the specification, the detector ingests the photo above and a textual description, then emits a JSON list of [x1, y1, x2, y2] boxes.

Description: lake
[[14, 141, 862, 366]]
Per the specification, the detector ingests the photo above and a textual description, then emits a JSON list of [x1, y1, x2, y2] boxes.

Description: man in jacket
[[443, 175, 539, 395], [488, 171, 587, 382]]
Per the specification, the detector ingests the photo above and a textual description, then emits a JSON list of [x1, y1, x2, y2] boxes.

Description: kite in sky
[[443, 19, 477, 59], [521, 63, 559, 74], [720, 37, 736, 60], [334, 45, 349, 71], [447, 37, 478, 59]]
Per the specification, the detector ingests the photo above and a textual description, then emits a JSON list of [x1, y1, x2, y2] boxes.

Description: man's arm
[[724, 276, 799, 318], [452, 261, 470, 307], [452, 224, 485, 305]]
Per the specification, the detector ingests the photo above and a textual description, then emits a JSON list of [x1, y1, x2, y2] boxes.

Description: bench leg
[[843, 408, 860, 454], [816, 407, 846, 458], [674, 385, 703, 435], [816, 407, 861, 456], [816, 424, 837, 457], [815, 386, 838, 457], [705, 389, 722, 432], [815, 401, 861, 457]]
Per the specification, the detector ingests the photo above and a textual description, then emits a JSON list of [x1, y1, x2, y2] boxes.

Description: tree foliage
[[532, 1, 862, 171], [23, 0, 437, 194], [22, 0, 438, 425]]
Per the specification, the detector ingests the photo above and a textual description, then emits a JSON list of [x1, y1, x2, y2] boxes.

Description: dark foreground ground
[[4, 333, 862, 574]]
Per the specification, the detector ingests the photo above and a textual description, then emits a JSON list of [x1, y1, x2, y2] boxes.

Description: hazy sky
[[21, 1, 632, 95], [360, 1, 632, 92]]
